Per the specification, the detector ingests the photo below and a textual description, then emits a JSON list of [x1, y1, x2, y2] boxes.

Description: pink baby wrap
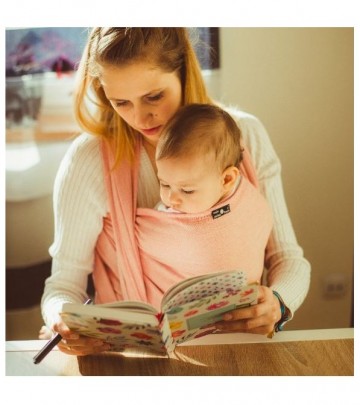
[[93, 137, 273, 309]]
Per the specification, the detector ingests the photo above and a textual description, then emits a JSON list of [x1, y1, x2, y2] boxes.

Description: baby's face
[[156, 154, 227, 214]]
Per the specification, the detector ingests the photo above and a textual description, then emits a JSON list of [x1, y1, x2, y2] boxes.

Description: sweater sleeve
[[41, 133, 107, 328], [229, 107, 311, 318]]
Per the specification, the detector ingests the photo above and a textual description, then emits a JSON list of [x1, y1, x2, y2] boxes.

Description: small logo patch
[[211, 204, 231, 219]]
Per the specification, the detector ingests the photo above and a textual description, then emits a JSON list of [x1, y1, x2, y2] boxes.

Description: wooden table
[[6, 328, 354, 376]]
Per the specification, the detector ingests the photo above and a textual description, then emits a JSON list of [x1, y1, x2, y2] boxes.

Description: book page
[[61, 304, 167, 355], [96, 300, 158, 315], [162, 271, 258, 346], [168, 284, 258, 345], [162, 270, 248, 310]]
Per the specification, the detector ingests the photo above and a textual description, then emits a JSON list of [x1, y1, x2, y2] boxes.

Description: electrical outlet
[[323, 273, 348, 299]]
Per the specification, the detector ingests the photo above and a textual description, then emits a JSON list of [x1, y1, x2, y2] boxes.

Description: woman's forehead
[[99, 62, 177, 99]]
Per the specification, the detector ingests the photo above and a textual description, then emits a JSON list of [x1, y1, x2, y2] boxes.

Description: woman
[[41, 28, 310, 356]]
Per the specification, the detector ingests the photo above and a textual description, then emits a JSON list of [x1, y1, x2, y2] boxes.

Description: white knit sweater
[[41, 108, 311, 327]]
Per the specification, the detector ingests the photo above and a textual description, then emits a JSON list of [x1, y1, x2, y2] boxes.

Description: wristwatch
[[272, 290, 290, 332]]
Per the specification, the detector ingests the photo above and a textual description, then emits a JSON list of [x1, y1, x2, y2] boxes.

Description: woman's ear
[[222, 166, 240, 192]]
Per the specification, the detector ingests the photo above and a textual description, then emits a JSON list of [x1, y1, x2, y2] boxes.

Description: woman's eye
[[160, 183, 170, 189], [147, 92, 164, 102], [115, 101, 128, 108]]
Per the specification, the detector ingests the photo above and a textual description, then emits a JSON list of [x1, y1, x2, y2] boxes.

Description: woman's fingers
[[38, 325, 53, 340], [51, 319, 111, 356], [53, 321, 78, 339], [215, 314, 273, 334], [214, 286, 281, 335], [58, 337, 111, 356], [58, 342, 112, 356]]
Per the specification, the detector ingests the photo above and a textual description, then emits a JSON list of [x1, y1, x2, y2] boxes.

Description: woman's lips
[[140, 125, 162, 136]]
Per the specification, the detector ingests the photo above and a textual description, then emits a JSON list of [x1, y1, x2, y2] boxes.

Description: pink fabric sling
[[93, 137, 273, 309]]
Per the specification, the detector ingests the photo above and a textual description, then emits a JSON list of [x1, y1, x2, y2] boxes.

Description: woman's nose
[[133, 105, 153, 128]]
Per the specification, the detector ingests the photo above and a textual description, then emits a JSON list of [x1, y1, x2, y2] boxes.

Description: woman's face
[[99, 61, 182, 146]]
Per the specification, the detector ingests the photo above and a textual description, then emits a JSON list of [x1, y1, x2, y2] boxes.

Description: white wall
[[217, 28, 353, 330]]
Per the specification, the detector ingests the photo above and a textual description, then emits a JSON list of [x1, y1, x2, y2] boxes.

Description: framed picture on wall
[[6, 27, 89, 141]]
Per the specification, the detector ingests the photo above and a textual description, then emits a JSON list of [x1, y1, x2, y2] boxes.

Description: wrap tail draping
[[93, 137, 272, 310], [93, 138, 148, 304]]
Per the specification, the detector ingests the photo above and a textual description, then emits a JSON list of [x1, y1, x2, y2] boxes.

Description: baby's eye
[[182, 189, 195, 195]]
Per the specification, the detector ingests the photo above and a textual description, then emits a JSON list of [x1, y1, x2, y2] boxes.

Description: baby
[[155, 103, 243, 214]]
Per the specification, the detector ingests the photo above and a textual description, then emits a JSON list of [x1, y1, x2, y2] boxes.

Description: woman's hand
[[51, 319, 111, 356], [215, 286, 282, 336]]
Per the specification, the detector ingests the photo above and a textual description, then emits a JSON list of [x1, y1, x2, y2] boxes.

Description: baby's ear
[[222, 166, 240, 192]]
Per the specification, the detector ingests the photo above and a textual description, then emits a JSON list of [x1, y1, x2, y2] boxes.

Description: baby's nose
[[169, 190, 182, 204]]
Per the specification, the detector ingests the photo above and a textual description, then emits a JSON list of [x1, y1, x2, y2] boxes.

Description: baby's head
[[156, 103, 243, 213]]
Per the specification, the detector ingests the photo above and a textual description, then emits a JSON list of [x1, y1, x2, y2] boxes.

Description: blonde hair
[[156, 104, 243, 172], [74, 28, 212, 164]]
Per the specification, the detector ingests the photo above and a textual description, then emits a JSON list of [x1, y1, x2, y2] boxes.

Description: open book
[[61, 270, 258, 356]]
